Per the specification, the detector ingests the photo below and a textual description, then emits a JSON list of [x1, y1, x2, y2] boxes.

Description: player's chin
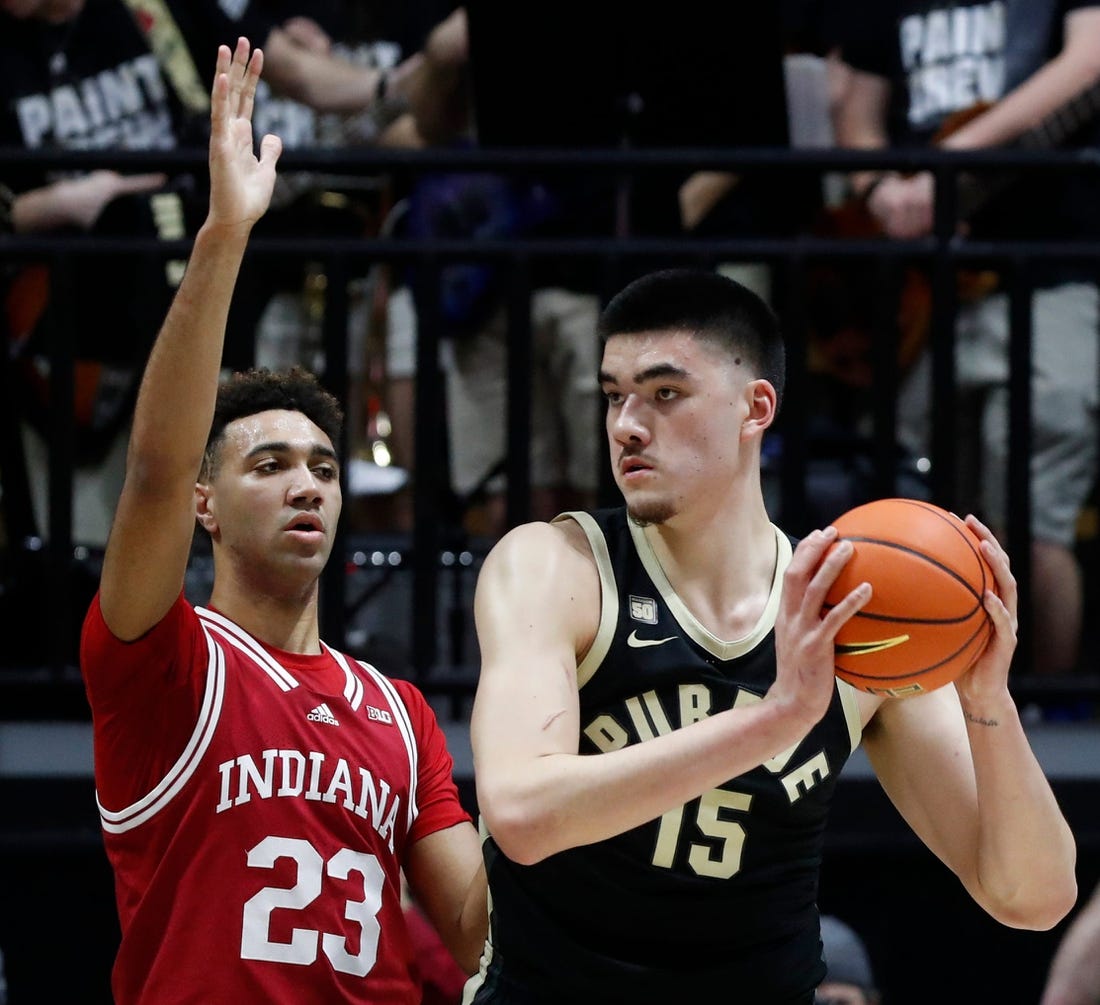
[[624, 494, 676, 527], [278, 535, 333, 569]]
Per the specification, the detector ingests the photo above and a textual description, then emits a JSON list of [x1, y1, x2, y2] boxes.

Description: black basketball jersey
[[467, 508, 864, 1005]]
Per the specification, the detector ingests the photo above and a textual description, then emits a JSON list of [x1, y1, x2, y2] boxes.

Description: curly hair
[[200, 367, 345, 480]]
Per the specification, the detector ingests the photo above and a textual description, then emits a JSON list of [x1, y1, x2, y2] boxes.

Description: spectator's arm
[[940, 7, 1100, 151], [830, 63, 891, 198], [10, 172, 167, 233], [261, 25, 420, 114]]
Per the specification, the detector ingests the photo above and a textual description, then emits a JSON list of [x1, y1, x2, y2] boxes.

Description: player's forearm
[[126, 220, 252, 477], [963, 692, 1077, 929], [454, 864, 489, 974], [476, 697, 817, 865]]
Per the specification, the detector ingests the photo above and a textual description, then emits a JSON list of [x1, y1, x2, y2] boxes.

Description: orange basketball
[[823, 498, 996, 698]]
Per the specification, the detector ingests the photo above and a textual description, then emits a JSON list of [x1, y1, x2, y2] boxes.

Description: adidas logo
[[306, 703, 340, 726]]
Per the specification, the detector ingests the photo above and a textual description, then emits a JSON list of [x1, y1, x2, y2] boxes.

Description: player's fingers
[[819, 580, 872, 636], [210, 61, 230, 136], [239, 45, 263, 123], [258, 133, 282, 168], [981, 587, 1018, 648], [214, 42, 230, 83], [782, 528, 839, 611], [981, 538, 1018, 617], [804, 536, 856, 606], [787, 527, 839, 576], [228, 37, 250, 114], [965, 513, 1002, 550], [809, 538, 868, 627]]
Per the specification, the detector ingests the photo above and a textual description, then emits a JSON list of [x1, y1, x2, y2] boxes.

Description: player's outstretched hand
[[208, 37, 281, 231], [954, 514, 1018, 703]]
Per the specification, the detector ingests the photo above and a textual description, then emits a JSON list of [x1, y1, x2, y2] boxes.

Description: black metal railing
[[2, 143, 1099, 709]]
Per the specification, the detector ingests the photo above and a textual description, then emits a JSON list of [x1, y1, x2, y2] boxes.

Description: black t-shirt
[[0, 0, 184, 191], [834, 0, 1100, 253], [0, 1, 197, 377]]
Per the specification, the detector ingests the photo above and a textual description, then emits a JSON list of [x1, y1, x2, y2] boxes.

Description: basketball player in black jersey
[[464, 269, 1076, 1004]]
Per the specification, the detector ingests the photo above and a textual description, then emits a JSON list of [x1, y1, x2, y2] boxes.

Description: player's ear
[[195, 482, 218, 534], [741, 378, 777, 438]]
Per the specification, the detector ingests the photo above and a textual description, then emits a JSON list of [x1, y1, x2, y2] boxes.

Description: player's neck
[[208, 573, 324, 655], [642, 493, 777, 638]]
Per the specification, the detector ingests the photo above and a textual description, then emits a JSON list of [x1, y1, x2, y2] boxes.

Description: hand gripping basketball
[[822, 498, 997, 698]]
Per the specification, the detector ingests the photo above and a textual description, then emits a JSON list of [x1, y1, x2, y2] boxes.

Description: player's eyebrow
[[244, 441, 338, 462], [598, 362, 692, 385]]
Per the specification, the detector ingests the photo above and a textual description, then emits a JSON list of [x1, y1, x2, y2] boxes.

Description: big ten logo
[[366, 705, 393, 724]]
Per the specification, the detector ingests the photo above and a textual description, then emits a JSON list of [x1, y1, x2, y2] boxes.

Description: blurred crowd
[[1, 0, 1098, 677]]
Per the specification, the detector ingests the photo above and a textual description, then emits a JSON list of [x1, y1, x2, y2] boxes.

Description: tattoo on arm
[[963, 710, 999, 727]]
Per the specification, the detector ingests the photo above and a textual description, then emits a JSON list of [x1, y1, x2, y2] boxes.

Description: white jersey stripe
[[196, 607, 298, 691], [346, 655, 420, 830], [97, 625, 226, 833], [326, 642, 365, 710]]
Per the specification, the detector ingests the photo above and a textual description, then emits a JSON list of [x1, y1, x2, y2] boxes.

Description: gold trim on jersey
[[836, 679, 863, 754], [630, 520, 790, 661], [553, 511, 619, 688]]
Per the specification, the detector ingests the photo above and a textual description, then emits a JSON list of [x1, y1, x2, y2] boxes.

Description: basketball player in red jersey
[[78, 38, 485, 1004]]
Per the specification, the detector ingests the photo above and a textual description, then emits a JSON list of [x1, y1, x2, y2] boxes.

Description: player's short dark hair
[[597, 268, 786, 406], [200, 367, 345, 480]]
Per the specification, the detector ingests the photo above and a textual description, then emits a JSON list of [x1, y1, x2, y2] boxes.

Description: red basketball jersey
[[80, 593, 470, 1005]]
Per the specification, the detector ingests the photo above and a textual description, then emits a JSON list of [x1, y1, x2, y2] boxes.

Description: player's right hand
[[207, 38, 281, 231], [770, 527, 871, 729]]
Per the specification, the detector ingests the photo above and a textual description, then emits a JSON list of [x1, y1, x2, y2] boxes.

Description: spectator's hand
[[953, 515, 1018, 705], [388, 51, 426, 100], [207, 38, 281, 231], [57, 170, 167, 231], [866, 170, 934, 239], [280, 16, 332, 55]]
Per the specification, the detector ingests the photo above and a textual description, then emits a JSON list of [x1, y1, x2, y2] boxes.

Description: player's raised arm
[[98, 38, 281, 641]]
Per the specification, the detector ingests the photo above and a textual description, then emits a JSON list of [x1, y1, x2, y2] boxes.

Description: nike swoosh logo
[[627, 630, 677, 649], [835, 635, 910, 656]]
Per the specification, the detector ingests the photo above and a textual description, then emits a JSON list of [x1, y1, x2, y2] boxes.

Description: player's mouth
[[620, 454, 654, 480], [283, 513, 325, 539]]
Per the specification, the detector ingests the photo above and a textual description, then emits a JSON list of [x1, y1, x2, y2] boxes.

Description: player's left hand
[[954, 514, 1017, 705]]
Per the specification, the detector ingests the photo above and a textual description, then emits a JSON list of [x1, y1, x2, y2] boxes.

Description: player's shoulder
[[487, 515, 597, 570]]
